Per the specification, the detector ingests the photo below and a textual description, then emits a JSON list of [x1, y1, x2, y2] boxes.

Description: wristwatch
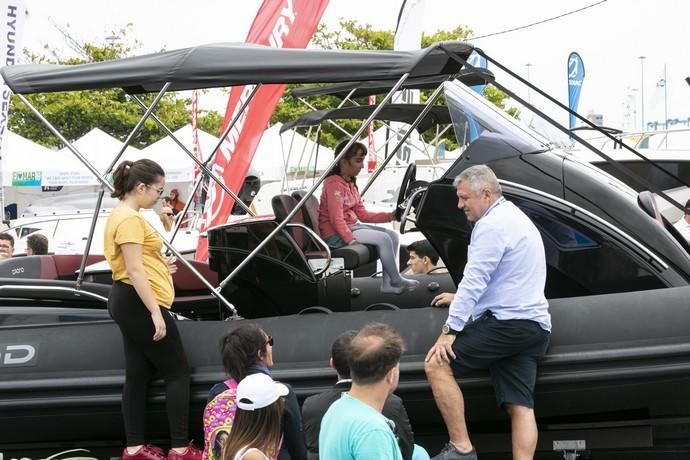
[[441, 323, 458, 335]]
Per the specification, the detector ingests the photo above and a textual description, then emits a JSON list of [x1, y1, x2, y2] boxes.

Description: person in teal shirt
[[319, 323, 405, 460]]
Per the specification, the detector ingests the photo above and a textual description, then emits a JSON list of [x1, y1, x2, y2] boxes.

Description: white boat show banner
[[391, 0, 424, 165], [0, 0, 26, 219]]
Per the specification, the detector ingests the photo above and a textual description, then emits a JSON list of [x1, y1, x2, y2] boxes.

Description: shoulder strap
[[225, 378, 238, 389]]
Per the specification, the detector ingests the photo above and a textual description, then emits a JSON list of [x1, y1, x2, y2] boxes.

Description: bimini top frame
[[289, 68, 494, 99], [279, 104, 454, 134], [2, 40, 477, 314]]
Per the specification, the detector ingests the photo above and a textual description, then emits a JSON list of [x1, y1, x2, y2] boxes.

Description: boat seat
[[53, 254, 105, 279], [172, 258, 218, 294], [271, 194, 310, 251], [291, 190, 377, 269], [0, 254, 106, 281]]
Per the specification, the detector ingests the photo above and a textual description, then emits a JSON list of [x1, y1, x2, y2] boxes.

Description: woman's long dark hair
[[221, 398, 284, 460], [111, 159, 165, 199], [327, 139, 367, 182], [220, 324, 269, 381]]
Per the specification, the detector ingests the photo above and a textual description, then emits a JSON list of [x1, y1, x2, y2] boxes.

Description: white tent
[[251, 123, 334, 182], [3, 123, 339, 216], [2, 131, 61, 186], [139, 124, 218, 182]]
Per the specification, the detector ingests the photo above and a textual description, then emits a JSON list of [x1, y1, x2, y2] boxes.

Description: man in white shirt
[[673, 199, 690, 243], [424, 165, 551, 460]]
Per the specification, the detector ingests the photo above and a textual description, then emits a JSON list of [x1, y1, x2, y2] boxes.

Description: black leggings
[[108, 281, 190, 447]]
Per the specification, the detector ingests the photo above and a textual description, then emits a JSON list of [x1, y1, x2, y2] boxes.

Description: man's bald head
[[348, 323, 405, 385]]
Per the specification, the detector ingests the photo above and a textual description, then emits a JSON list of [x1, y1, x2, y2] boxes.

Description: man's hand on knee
[[425, 333, 457, 366]]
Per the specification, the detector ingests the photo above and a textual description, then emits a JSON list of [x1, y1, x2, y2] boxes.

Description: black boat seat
[[271, 194, 316, 254], [289, 191, 377, 269]]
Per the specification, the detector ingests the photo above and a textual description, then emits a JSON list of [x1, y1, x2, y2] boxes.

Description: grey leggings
[[351, 224, 404, 285]]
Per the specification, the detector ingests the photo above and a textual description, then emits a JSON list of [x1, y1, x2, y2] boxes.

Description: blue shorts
[[450, 312, 550, 409]]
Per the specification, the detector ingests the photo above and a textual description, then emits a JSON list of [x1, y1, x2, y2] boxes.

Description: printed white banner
[[391, 0, 424, 165], [0, 0, 26, 217]]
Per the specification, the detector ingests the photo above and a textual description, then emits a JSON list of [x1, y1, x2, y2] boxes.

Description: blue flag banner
[[467, 50, 488, 95], [567, 52, 585, 130], [466, 51, 488, 142]]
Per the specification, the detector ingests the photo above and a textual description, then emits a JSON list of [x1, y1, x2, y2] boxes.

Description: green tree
[[9, 26, 222, 149], [272, 20, 513, 150]]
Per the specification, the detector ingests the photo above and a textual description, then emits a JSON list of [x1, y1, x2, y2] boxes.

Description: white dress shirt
[[446, 197, 551, 332]]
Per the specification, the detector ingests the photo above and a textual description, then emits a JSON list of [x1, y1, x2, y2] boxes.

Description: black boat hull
[[2, 286, 690, 452]]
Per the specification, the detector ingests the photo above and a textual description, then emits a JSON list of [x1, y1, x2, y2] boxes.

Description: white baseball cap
[[237, 373, 289, 411]]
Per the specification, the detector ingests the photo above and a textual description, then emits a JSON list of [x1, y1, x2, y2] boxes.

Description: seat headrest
[[291, 190, 320, 232], [271, 194, 299, 222]]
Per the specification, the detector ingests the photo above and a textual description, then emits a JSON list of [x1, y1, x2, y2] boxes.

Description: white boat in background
[[3, 208, 199, 255]]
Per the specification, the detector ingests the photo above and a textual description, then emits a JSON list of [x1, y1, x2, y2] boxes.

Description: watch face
[[442, 324, 450, 334]]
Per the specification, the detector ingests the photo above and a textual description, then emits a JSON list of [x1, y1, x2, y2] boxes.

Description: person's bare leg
[[424, 361, 473, 452], [505, 404, 538, 460]]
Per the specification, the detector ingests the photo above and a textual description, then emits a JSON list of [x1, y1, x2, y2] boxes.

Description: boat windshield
[[444, 79, 551, 159]]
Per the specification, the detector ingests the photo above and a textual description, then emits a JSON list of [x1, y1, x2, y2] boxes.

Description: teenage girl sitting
[[318, 139, 419, 294]]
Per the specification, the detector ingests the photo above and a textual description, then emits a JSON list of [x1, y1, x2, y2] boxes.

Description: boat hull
[[2, 286, 690, 452]]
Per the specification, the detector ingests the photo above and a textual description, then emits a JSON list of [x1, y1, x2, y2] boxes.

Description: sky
[[18, 0, 690, 133]]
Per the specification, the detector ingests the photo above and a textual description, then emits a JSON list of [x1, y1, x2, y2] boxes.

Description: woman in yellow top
[[104, 159, 201, 460]]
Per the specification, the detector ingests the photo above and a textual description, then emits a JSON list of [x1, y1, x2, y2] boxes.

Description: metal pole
[[104, 83, 172, 175], [130, 85, 261, 216], [16, 94, 113, 193], [13, 92, 237, 314], [168, 173, 204, 243], [75, 189, 106, 286], [218, 73, 411, 289], [476, 48, 690, 202], [639, 55, 646, 131], [664, 64, 668, 149], [361, 81, 446, 196], [526, 63, 532, 103], [298, 98, 354, 139]]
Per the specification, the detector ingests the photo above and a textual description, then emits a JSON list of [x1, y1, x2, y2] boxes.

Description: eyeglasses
[[146, 184, 165, 197], [266, 336, 274, 347]]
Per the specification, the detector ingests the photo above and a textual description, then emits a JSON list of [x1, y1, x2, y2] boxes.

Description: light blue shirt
[[446, 197, 551, 332], [319, 393, 403, 460]]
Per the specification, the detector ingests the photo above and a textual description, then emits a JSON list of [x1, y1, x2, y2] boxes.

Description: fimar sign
[[11, 171, 41, 186]]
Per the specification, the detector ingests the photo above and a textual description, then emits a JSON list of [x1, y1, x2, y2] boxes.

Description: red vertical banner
[[195, 0, 330, 261], [190, 90, 203, 206], [367, 95, 377, 172]]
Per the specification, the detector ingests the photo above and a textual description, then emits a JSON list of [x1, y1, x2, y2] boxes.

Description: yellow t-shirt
[[104, 206, 174, 308]]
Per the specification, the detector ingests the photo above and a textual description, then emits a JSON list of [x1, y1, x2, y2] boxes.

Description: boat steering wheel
[[395, 163, 417, 221]]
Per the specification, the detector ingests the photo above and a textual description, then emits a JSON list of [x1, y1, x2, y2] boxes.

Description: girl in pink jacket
[[318, 140, 419, 294]]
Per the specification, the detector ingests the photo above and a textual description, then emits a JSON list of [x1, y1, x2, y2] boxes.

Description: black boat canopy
[[290, 68, 494, 99], [279, 104, 452, 134], [0, 41, 475, 95]]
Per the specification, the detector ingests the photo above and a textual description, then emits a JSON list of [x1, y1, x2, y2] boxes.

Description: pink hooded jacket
[[318, 175, 391, 244]]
